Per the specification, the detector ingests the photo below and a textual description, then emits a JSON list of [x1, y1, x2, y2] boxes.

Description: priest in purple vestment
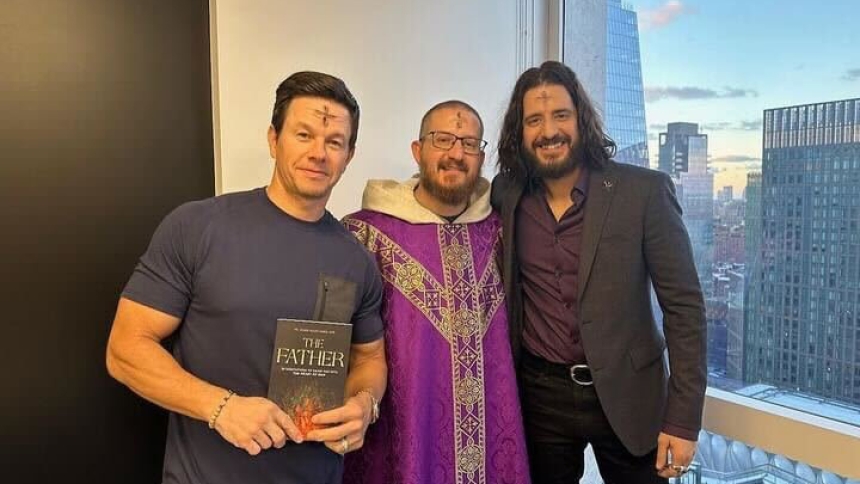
[[341, 101, 530, 484]]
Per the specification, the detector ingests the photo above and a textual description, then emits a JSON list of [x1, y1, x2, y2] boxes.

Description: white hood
[[360, 175, 492, 224]]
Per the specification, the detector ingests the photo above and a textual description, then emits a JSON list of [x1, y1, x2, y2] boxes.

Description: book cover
[[267, 318, 353, 436]]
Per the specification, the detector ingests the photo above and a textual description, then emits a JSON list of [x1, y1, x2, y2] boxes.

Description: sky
[[629, 0, 859, 197]]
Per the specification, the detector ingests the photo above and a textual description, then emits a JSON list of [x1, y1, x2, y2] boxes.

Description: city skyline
[[630, 0, 859, 198], [558, 3, 859, 481]]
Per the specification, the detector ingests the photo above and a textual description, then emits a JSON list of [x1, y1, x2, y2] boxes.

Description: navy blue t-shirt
[[122, 188, 384, 484]]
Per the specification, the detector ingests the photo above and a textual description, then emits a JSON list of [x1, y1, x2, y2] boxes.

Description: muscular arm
[[345, 338, 387, 408], [106, 297, 226, 421], [106, 297, 302, 454]]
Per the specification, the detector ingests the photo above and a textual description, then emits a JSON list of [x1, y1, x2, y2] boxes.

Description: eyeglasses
[[420, 131, 488, 154]]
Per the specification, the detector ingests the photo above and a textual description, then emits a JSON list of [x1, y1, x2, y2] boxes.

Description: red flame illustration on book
[[279, 382, 335, 436]]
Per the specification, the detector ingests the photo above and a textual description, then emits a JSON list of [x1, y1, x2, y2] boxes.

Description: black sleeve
[[490, 174, 505, 211]]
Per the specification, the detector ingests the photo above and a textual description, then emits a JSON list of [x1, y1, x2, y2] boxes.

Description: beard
[[418, 160, 479, 206], [521, 135, 582, 180]]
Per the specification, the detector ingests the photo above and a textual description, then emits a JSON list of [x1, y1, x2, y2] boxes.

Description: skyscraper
[[740, 172, 762, 382], [744, 98, 860, 404], [658, 122, 714, 289], [564, 0, 648, 167], [658, 122, 701, 175], [717, 186, 734, 204], [605, 0, 649, 167]]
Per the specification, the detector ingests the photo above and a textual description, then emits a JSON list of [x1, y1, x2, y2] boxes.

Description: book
[[267, 318, 353, 436]]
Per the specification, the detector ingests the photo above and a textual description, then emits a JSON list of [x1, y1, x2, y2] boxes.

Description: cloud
[[698, 119, 762, 132], [701, 122, 732, 131], [645, 86, 758, 102], [711, 155, 761, 163], [842, 68, 860, 81], [723, 87, 755, 98], [739, 119, 762, 131], [640, 1, 696, 31]]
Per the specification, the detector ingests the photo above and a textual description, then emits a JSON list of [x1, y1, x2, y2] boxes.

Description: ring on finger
[[340, 436, 349, 454], [671, 464, 688, 475]]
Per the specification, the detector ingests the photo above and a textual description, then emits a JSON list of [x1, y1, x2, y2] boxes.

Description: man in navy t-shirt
[[106, 71, 387, 484]]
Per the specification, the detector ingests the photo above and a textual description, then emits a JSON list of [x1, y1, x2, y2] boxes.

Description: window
[[561, 1, 858, 482]]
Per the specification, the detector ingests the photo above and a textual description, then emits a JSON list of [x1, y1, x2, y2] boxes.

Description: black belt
[[522, 350, 594, 386]]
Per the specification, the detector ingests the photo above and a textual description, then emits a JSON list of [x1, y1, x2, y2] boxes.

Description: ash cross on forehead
[[537, 90, 552, 104], [313, 105, 335, 127], [456, 111, 463, 129]]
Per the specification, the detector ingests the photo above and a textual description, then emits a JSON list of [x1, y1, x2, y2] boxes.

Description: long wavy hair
[[496, 61, 616, 184]]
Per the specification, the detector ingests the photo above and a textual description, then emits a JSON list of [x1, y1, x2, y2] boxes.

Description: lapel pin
[[603, 180, 614, 191]]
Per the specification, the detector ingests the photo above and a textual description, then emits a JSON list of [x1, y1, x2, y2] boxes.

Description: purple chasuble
[[342, 211, 530, 484]]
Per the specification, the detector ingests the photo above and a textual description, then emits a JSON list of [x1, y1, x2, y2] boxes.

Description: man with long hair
[[491, 61, 706, 483]]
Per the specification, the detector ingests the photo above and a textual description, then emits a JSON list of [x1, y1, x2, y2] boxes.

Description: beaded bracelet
[[208, 389, 235, 429]]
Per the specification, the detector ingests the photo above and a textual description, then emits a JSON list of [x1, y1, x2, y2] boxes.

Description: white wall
[[212, 0, 532, 217]]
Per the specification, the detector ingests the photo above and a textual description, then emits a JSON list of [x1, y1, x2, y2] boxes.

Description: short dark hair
[[419, 100, 484, 139], [496, 61, 616, 183], [270, 71, 360, 151]]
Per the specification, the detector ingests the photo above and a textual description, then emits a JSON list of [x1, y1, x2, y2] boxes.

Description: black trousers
[[520, 351, 667, 484]]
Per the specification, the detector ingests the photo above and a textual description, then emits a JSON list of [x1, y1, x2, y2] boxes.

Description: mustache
[[438, 160, 468, 172], [534, 135, 571, 148]]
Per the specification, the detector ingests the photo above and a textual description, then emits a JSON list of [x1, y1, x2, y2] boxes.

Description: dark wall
[[0, 0, 215, 482]]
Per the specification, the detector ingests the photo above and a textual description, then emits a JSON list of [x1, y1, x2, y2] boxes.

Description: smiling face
[[412, 107, 484, 206], [521, 83, 582, 179], [267, 96, 354, 205]]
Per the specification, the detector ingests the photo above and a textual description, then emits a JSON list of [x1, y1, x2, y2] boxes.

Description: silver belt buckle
[[569, 364, 593, 386]]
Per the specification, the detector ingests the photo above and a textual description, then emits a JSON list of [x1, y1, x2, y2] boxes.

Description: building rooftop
[[736, 384, 860, 427]]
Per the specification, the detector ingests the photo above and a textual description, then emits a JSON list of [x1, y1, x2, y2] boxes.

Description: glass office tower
[[605, 0, 648, 167], [564, 0, 648, 167], [744, 98, 860, 404]]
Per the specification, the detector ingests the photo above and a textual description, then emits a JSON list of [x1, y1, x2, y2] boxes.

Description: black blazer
[[491, 160, 707, 456]]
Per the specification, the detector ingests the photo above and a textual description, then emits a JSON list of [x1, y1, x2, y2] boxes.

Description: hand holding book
[[304, 392, 375, 454], [209, 393, 304, 455], [267, 319, 353, 437], [266, 318, 385, 454]]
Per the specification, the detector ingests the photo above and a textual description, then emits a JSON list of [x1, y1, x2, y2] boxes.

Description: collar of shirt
[[526, 166, 590, 205]]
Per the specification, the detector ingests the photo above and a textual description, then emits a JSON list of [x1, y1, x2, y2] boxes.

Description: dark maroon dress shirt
[[516, 170, 590, 365]]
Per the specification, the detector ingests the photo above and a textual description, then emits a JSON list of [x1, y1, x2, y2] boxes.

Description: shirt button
[[565, 303, 572, 310], [553, 235, 559, 244], [555, 269, 561, 278]]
